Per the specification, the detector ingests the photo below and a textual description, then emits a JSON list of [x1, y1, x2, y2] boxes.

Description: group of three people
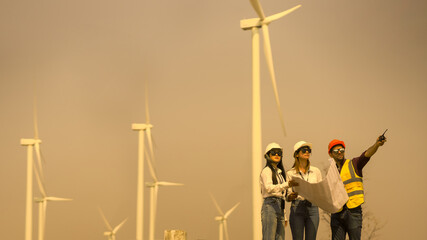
[[260, 135, 387, 240]]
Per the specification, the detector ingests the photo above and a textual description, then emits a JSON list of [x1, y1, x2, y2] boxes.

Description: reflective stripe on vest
[[343, 178, 363, 185], [341, 159, 364, 208]]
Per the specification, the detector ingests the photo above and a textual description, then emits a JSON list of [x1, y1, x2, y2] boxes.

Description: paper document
[[292, 159, 348, 213]]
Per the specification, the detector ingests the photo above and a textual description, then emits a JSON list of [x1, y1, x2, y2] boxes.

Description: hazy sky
[[1, 0, 426, 239]]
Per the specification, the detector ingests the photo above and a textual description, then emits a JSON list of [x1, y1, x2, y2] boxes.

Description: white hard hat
[[265, 142, 282, 155], [293, 141, 313, 153]]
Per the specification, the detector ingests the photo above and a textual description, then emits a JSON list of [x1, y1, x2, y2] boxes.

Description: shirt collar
[[292, 167, 312, 174]]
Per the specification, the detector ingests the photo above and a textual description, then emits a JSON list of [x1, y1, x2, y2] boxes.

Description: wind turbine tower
[[21, 95, 46, 240], [132, 85, 155, 240], [21, 138, 40, 240], [146, 152, 184, 240], [132, 122, 150, 240], [240, 1, 301, 239], [33, 160, 72, 240]]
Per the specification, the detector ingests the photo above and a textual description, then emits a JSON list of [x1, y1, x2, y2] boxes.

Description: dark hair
[[264, 151, 287, 184]]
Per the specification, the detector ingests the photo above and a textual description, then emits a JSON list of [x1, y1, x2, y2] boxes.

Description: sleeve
[[260, 168, 288, 195], [352, 151, 371, 177], [285, 171, 294, 202]]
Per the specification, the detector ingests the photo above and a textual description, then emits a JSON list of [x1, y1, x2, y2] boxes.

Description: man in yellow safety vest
[[328, 135, 386, 240]]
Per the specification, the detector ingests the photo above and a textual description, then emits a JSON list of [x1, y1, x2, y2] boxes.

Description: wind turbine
[[20, 138, 38, 240], [98, 208, 128, 240], [20, 92, 46, 240], [210, 194, 240, 240], [146, 151, 184, 240], [131, 83, 155, 240], [240, 1, 301, 239], [33, 161, 72, 240]]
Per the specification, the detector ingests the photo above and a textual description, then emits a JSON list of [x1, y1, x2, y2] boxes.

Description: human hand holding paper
[[290, 159, 348, 213]]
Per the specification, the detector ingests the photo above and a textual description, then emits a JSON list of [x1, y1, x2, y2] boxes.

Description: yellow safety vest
[[340, 159, 364, 209]]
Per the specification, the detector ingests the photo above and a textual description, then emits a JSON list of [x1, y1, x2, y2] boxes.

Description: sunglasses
[[269, 150, 282, 156], [299, 147, 311, 154], [332, 148, 345, 154]]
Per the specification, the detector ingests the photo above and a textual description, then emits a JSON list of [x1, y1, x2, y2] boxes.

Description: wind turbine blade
[[157, 181, 184, 186], [146, 127, 155, 163], [32, 89, 45, 179], [144, 82, 157, 170], [209, 193, 224, 216], [33, 89, 45, 180], [145, 149, 158, 182], [262, 24, 287, 136], [34, 141, 45, 179], [112, 218, 128, 233], [263, 5, 302, 24], [33, 163, 47, 198], [224, 202, 240, 218], [33, 93, 39, 139], [98, 207, 113, 231], [224, 221, 230, 240], [249, 0, 265, 19], [45, 196, 73, 201], [145, 81, 151, 124]]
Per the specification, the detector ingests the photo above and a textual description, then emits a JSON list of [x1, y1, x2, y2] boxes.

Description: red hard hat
[[328, 139, 346, 153]]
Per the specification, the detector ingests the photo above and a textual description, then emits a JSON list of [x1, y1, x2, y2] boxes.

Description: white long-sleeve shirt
[[260, 167, 290, 199], [286, 166, 322, 201]]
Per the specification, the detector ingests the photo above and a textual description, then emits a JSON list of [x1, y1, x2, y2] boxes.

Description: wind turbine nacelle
[[214, 216, 223, 221], [145, 182, 156, 187], [132, 123, 153, 130], [104, 232, 112, 236], [20, 138, 41, 146], [240, 18, 263, 30]]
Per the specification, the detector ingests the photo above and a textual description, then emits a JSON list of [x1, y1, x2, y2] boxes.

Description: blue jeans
[[331, 205, 362, 240], [289, 200, 319, 240], [261, 197, 285, 240]]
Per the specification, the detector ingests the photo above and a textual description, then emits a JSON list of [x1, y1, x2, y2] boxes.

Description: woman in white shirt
[[286, 141, 322, 240], [260, 142, 298, 240]]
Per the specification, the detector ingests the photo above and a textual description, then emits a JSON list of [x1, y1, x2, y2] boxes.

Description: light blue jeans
[[289, 200, 319, 240], [261, 197, 285, 240]]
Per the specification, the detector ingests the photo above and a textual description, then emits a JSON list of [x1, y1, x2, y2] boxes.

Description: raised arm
[[364, 135, 387, 158]]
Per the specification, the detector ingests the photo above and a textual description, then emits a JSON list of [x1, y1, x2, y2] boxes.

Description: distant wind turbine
[[240, 1, 301, 239], [98, 208, 128, 240], [131, 83, 155, 240], [210, 194, 240, 240], [146, 152, 184, 240], [20, 90, 48, 240], [33, 163, 72, 240]]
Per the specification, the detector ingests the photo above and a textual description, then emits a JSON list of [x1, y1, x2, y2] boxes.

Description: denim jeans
[[289, 200, 319, 240], [261, 197, 285, 240], [331, 205, 362, 240]]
